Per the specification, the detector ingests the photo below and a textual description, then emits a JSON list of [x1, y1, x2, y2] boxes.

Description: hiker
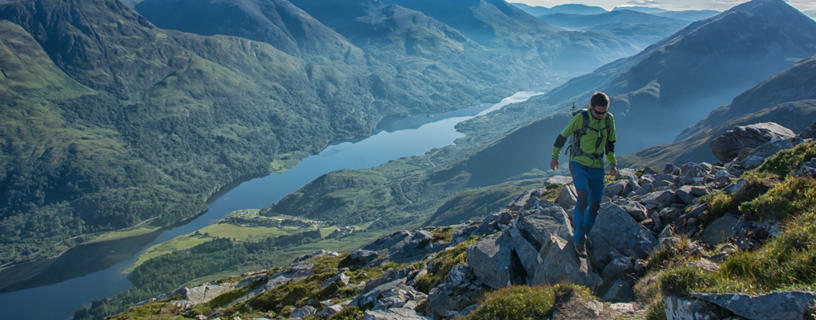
[[549, 92, 618, 256]]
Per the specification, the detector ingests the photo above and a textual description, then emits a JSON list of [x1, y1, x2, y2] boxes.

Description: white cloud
[[625, 0, 661, 5]]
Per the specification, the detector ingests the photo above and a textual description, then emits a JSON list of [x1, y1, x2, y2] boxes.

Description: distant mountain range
[[535, 10, 691, 49], [421, 0, 816, 190], [620, 57, 816, 168], [527, 0, 816, 154]]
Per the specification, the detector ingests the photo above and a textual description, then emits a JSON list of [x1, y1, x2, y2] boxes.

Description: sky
[[512, 0, 816, 18]]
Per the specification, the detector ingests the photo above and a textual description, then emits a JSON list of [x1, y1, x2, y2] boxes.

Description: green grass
[[460, 283, 592, 320], [414, 237, 476, 293]]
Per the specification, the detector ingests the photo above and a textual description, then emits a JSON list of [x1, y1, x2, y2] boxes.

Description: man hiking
[[550, 92, 618, 256]]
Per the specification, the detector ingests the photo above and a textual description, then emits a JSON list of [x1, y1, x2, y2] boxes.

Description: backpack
[[566, 105, 611, 161]]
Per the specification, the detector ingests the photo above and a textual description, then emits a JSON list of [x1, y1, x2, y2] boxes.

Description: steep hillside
[[464, 0, 816, 154], [620, 57, 816, 169], [512, 3, 607, 16], [0, 0, 506, 266], [134, 0, 363, 63]]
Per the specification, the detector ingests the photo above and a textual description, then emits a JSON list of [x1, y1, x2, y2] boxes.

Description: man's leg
[[583, 166, 606, 234], [571, 162, 590, 244]]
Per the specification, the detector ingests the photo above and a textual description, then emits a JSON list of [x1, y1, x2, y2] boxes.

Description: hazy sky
[[513, 0, 816, 17]]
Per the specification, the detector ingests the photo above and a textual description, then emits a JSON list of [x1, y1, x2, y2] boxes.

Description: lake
[[0, 91, 541, 320]]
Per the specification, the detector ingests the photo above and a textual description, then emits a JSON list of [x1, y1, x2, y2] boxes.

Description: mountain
[[133, 0, 363, 63], [511, 3, 607, 16], [620, 56, 816, 168], [518, 0, 816, 154], [613, 6, 721, 21], [537, 10, 690, 49], [0, 0, 519, 266], [374, 0, 639, 74]]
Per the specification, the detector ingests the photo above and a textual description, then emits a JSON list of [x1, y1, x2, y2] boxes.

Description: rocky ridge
[[123, 121, 816, 320]]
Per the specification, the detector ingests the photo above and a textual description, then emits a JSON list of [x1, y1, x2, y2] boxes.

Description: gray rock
[[507, 225, 542, 283], [291, 306, 316, 318], [799, 120, 816, 139], [321, 271, 350, 289], [349, 249, 379, 265], [797, 158, 816, 177], [690, 186, 710, 197], [352, 279, 411, 308], [363, 308, 432, 320], [317, 304, 345, 317], [467, 232, 513, 289], [601, 257, 634, 283], [177, 284, 233, 306], [556, 185, 578, 210], [472, 211, 514, 237], [447, 264, 475, 285], [617, 199, 648, 221], [639, 190, 683, 209], [675, 186, 696, 205], [634, 183, 655, 196], [664, 295, 721, 320], [532, 235, 601, 289], [363, 231, 413, 252], [692, 291, 816, 320], [709, 122, 796, 163], [589, 202, 658, 259], [426, 283, 480, 317], [603, 180, 628, 198], [616, 168, 639, 181], [728, 138, 803, 174], [292, 250, 339, 265], [518, 206, 573, 249], [266, 266, 315, 291], [701, 214, 740, 246], [603, 279, 634, 302], [663, 163, 678, 174]]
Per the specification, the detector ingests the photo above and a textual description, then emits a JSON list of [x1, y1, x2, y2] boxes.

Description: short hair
[[590, 92, 609, 108]]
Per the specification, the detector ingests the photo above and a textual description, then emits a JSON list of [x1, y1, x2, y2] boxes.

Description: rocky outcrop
[[708, 122, 796, 163]]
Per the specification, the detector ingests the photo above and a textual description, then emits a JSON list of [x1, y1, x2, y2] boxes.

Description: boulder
[[363, 231, 412, 252], [317, 304, 345, 317], [603, 279, 634, 302], [363, 308, 432, 320], [692, 291, 816, 320], [616, 199, 648, 222], [709, 122, 796, 163], [507, 225, 543, 283], [472, 211, 514, 237], [349, 249, 379, 265], [426, 283, 481, 317], [663, 295, 720, 320], [603, 180, 627, 198], [589, 202, 658, 259], [467, 232, 514, 289], [179, 284, 233, 306], [517, 206, 574, 249], [701, 214, 740, 246], [321, 270, 350, 289], [638, 190, 683, 209], [556, 185, 578, 210], [727, 137, 804, 174], [291, 305, 316, 318], [675, 186, 696, 205], [798, 120, 816, 139], [531, 235, 601, 289], [601, 257, 634, 283], [616, 168, 639, 181]]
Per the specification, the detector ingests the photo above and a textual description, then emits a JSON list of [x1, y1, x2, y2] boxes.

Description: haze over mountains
[[415, 0, 816, 193], [520, 0, 816, 154]]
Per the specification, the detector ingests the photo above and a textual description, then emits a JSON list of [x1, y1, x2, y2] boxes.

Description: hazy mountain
[[374, 0, 639, 74], [511, 3, 607, 16], [614, 6, 720, 21], [525, 0, 816, 154], [537, 10, 690, 49], [618, 56, 816, 168], [134, 0, 363, 63], [656, 10, 720, 21], [622, 58, 816, 168]]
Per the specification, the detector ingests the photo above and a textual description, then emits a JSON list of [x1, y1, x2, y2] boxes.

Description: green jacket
[[552, 110, 617, 169]]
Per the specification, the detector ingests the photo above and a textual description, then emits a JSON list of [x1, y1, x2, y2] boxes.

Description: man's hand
[[609, 164, 618, 177], [550, 159, 559, 171]]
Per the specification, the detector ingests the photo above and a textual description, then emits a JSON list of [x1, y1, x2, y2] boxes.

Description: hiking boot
[[574, 241, 587, 257]]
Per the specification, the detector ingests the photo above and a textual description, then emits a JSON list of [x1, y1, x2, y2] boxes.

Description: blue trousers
[[571, 161, 605, 244]]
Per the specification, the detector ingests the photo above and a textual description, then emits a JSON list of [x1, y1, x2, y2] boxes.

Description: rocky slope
[[106, 122, 816, 320]]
